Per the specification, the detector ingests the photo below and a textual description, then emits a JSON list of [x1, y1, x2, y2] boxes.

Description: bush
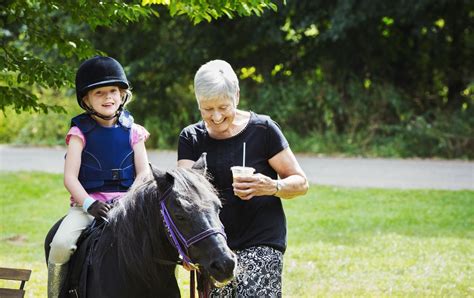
[[242, 76, 473, 158], [0, 89, 81, 146], [1, 81, 472, 159]]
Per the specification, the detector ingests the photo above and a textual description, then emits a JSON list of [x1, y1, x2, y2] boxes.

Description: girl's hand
[[232, 173, 276, 200], [87, 200, 111, 219]]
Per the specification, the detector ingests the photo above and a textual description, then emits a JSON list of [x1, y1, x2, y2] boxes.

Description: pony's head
[[151, 153, 236, 286]]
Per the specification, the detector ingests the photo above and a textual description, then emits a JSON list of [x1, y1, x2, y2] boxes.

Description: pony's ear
[[150, 163, 165, 182], [150, 163, 175, 192], [165, 172, 175, 184], [192, 152, 207, 176]]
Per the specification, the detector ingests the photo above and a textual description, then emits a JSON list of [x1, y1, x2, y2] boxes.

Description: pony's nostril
[[210, 257, 235, 273]]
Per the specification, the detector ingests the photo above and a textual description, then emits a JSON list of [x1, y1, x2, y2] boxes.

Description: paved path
[[1, 145, 472, 190]]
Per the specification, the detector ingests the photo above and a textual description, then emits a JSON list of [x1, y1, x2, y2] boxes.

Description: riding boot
[[47, 262, 68, 298]]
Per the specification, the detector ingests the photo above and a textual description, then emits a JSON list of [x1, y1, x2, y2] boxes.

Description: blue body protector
[[71, 112, 135, 193]]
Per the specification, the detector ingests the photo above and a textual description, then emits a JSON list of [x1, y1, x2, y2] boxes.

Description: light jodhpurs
[[48, 207, 93, 265]]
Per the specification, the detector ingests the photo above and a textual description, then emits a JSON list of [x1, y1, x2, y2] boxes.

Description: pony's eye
[[174, 214, 186, 221]]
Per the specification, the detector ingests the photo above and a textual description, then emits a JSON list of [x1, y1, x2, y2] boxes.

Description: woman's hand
[[232, 173, 276, 200]]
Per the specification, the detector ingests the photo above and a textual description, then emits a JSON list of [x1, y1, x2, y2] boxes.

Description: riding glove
[[87, 200, 111, 219]]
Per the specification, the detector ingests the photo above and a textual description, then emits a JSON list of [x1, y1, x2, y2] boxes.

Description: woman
[[178, 59, 308, 297]]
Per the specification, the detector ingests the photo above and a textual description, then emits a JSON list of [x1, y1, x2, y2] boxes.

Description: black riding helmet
[[75, 56, 130, 112]]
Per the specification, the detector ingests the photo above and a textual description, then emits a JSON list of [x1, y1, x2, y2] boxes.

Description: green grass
[[1, 173, 473, 297], [284, 187, 474, 297]]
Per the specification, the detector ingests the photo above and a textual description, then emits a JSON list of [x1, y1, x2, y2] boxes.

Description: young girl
[[47, 56, 150, 297]]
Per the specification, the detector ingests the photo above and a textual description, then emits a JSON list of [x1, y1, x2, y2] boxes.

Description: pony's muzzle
[[206, 248, 237, 285], [210, 256, 235, 276]]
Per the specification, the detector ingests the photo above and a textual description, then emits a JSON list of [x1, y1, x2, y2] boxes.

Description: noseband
[[159, 187, 226, 267]]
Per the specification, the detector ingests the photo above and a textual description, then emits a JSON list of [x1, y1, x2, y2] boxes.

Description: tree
[[0, 0, 278, 114], [2, 0, 472, 157], [90, 0, 472, 156]]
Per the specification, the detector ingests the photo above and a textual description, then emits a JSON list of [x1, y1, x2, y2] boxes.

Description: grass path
[[1, 172, 473, 297]]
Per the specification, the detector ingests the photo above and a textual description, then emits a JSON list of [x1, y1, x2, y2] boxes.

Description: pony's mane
[[170, 168, 221, 211], [106, 167, 221, 288]]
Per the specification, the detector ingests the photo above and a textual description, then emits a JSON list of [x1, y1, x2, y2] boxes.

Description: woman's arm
[[64, 135, 90, 205], [267, 147, 309, 199], [233, 147, 308, 200], [177, 159, 195, 168]]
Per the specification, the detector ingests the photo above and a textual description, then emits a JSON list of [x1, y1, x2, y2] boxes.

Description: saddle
[[60, 219, 107, 298]]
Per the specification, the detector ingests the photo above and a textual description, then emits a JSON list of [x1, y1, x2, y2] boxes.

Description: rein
[[158, 187, 226, 268]]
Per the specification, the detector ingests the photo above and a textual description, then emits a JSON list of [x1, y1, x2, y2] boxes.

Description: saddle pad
[[61, 220, 107, 297]]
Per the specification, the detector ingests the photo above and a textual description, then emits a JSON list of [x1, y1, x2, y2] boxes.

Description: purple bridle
[[159, 187, 226, 267]]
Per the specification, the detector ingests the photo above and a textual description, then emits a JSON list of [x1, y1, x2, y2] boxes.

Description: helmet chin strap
[[85, 105, 123, 120], [83, 92, 130, 121]]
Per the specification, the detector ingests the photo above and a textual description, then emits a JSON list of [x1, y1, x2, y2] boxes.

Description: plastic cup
[[231, 166, 255, 180]]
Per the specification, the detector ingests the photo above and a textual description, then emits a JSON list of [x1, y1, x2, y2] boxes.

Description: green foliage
[[81, 0, 472, 157], [142, 0, 279, 24], [0, 0, 276, 114], [248, 77, 474, 158], [1, 173, 473, 296], [1, 0, 472, 158], [1, 0, 149, 113], [0, 89, 81, 145]]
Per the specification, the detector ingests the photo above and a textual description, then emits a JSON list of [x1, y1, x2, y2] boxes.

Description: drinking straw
[[243, 142, 246, 167]]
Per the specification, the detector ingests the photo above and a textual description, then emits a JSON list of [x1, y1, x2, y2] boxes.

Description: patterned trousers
[[210, 246, 283, 297]]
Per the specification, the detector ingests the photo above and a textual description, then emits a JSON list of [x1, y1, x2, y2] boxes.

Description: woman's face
[[199, 97, 236, 139]]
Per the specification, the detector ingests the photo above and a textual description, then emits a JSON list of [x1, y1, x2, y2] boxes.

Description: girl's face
[[199, 97, 236, 139], [83, 86, 123, 118]]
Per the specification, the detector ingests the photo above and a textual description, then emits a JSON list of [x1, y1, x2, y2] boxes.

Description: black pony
[[44, 155, 236, 297]]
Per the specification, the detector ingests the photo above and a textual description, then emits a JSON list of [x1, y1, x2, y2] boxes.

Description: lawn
[[1, 172, 473, 297]]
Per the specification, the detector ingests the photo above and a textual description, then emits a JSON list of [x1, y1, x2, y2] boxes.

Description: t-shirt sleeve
[[130, 124, 150, 146], [177, 127, 197, 161], [265, 118, 289, 158], [66, 126, 85, 145]]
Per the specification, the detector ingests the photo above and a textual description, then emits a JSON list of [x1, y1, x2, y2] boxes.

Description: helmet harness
[[82, 90, 132, 121]]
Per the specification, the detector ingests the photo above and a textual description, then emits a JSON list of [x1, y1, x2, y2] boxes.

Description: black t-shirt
[[178, 112, 289, 252]]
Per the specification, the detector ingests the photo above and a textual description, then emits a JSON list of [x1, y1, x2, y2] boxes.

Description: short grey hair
[[194, 60, 239, 106]]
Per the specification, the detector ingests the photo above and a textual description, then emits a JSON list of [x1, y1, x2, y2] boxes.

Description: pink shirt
[[66, 123, 150, 205]]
